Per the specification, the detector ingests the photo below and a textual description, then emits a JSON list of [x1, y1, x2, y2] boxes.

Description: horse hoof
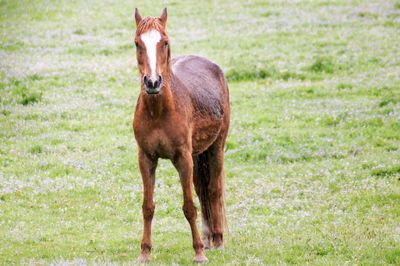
[[138, 253, 150, 263], [193, 254, 208, 263]]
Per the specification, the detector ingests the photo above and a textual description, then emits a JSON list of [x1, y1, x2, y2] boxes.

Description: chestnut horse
[[133, 8, 230, 263]]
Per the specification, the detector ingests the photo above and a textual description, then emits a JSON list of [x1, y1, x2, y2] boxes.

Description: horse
[[132, 8, 230, 263]]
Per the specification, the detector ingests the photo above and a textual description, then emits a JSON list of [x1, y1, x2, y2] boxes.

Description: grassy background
[[1, 0, 399, 264]]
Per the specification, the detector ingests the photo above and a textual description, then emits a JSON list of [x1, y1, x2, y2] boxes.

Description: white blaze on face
[[140, 29, 161, 82]]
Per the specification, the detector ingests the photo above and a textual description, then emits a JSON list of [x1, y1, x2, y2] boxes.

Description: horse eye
[[135, 42, 140, 49], [163, 41, 168, 48]]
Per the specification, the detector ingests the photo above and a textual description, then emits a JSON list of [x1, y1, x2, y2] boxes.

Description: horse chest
[[136, 126, 184, 159]]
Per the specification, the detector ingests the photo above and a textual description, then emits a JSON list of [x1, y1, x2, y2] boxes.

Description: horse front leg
[[138, 150, 157, 263], [173, 150, 208, 263]]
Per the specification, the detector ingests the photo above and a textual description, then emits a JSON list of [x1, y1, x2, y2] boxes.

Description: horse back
[[172, 55, 228, 120]]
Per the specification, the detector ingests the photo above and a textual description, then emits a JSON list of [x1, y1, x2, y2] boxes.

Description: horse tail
[[193, 151, 212, 227], [193, 150, 227, 235]]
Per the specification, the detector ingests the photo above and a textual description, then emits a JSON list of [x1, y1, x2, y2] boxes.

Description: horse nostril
[[153, 75, 162, 88], [144, 76, 153, 88], [143, 75, 148, 85]]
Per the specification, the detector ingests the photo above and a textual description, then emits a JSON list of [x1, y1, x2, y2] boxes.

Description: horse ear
[[135, 8, 142, 27], [160, 8, 167, 28]]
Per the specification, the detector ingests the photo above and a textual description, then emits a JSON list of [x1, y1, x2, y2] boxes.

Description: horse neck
[[140, 72, 175, 118]]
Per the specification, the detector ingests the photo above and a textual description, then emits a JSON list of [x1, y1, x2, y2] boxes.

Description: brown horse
[[132, 8, 230, 263]]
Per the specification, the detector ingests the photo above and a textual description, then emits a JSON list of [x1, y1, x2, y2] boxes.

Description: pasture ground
[[1, 0, 399, 265]]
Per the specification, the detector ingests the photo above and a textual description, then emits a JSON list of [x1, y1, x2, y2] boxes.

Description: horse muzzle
[[144, 75, 162, 95]]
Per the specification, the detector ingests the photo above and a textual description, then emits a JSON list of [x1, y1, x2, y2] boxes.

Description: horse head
[[134, 8, 170, 95]]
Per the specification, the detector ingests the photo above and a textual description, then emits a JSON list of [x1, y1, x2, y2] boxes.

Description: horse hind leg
[[207, 143, 226, 249], [193, 144, 226, 250]]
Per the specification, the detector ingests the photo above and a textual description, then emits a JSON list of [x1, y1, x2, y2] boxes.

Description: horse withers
[[132, 8, 230, 263]]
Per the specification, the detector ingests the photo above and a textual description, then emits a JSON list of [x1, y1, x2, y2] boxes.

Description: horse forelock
[[136, 17, 166, 36]]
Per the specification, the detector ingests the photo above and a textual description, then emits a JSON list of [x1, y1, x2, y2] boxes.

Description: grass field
[[1, 0, 400, 265]]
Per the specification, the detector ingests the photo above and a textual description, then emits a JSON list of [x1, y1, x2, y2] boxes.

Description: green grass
[[1, 0, 399, 265]]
